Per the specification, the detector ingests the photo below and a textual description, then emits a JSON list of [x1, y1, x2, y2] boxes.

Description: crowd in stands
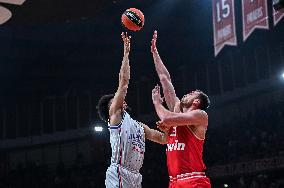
[[0, 99, 283, 187], [204, 99, 284, 166], [213, 171, 284, 188]]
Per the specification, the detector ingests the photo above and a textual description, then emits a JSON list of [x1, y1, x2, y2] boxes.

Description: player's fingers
[[154, 30, 157, 38], [122, 32, 126, 40], [156, 120, 163, 125]]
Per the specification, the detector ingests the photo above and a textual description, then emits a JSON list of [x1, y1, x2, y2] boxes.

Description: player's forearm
[[149, 129, 168, 145], [154, 103, 187, 127], [143, 123, 168, 145], [156, 132, 168, 145], [153, 102, 171, 121], [122, 52, 130, 63], [161, 131, 168, 144], [111, 73, 128, 113], [160, 78, 179, 111], [114, 54, 129, 103], [119, 54, 130, 86], [152, 52, 171, 80], [153, 53, 177, 111]]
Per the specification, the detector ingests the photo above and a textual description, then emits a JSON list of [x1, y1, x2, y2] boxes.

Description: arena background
[[0, 0, 284, 187]]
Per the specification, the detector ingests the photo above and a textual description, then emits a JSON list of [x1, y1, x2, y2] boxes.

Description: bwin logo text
[[166, 140, 185, 152]]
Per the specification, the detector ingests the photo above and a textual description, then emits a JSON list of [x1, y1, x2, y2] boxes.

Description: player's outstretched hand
[[151, 30, 158, 53], [122, 32, 131, 55], [157, 121, 170, 132], [152, 85, 163, 105]]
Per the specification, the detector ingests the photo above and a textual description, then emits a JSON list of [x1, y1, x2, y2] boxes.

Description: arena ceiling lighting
[[94, 126, 103, 132]]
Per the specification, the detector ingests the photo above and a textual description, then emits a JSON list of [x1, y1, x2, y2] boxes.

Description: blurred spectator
[[0, 99, 283, 187]]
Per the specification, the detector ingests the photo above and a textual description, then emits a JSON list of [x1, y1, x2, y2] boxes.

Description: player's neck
[[182, 106, 196, 113]]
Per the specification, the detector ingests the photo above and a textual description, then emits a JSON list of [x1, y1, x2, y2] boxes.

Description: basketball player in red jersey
[[150, 30, 211, 188]]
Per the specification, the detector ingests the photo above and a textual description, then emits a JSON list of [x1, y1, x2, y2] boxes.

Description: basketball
[[121, 8, 144, 31]]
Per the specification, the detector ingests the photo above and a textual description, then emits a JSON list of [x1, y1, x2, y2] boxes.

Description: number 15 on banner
[[212, 0, 237, 56]]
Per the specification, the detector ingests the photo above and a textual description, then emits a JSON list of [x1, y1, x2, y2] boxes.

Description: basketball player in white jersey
[[97, 32, 168, 188]]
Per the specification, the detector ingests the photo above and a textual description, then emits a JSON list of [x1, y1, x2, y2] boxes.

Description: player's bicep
[[109, 85, 127, 115]]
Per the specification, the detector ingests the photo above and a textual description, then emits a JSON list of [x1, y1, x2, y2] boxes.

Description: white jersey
[[105, 111, 145, 188]]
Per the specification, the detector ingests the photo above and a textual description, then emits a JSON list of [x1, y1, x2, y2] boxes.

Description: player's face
[[123, 101, 128, 110], [181, 91, 200, 108]]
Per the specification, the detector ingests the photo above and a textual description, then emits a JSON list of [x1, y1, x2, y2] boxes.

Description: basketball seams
[[123, 10, 143, 27]]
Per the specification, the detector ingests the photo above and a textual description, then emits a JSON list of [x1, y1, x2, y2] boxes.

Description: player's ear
[[193, 99, 200, 108]]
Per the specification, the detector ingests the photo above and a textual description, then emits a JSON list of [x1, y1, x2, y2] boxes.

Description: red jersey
[[166, 126, 206, 177]]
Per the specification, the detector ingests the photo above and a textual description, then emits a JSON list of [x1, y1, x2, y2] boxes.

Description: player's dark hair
[[97, 94, 114, 122], [195, 90, 210, 110]]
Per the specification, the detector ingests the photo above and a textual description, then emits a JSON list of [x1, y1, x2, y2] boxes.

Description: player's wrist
[[153, 101, 162, 105], [152, 50, 158, 54]]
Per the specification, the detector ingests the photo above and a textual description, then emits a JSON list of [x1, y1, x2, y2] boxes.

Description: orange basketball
[[121, 8, 144, 31]]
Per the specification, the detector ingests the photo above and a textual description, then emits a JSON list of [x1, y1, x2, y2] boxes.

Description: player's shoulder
[[187, 109, 207, 116], [197, 109, 208, 116], [197, 110, 208, 126], [187, 109, 208, 125], [109, 110, 128, 126]]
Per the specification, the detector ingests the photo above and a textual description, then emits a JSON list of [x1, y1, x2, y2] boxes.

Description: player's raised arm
[[109, 32, 131, 125], [152, 85, 208, 127], [151, 30, 180, 111]]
